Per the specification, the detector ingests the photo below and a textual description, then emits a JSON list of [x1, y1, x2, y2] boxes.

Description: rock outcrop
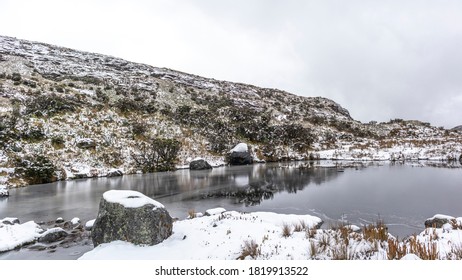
[[91, 190, 173, 247]]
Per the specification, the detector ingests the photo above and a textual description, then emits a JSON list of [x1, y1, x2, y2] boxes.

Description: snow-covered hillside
[[1, 35, 461, 188]]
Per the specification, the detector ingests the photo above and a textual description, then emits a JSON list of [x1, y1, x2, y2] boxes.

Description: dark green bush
[[131, 138, 181, 172], [24, 94, 78, 116]]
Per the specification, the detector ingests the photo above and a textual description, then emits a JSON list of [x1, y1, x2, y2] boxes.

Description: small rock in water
[[71, 217, 80, 226], [39, 228, 68, 243], [1, 217, 20, 225], [56, 217, 64, 223], [28, 244, 47, 251]]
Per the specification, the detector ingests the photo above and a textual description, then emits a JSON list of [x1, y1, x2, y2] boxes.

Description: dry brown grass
[[447, 245, 462, 260], [187, 209, 196, 219], [318, 234, 331, 252], [306, 227, 318, 239], [407, 235, 439, 260], [237, 239, 261, 260], [332, 245, 349, 260], [309, 240, 317, 259], [387, 238, 407, 260], [293, 220, 307, 232], [363, 220, 388, 242], [282, 223, 292, 238]]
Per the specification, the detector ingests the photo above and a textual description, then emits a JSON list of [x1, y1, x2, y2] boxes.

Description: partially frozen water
[[1, 161, 461, 259]]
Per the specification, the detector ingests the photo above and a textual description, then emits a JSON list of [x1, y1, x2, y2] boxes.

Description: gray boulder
[[190, 158, 212, 170], [91, 190, 173, 247]]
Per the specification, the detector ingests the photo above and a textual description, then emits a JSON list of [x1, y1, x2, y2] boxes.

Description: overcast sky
[[1, 0, 461, 128]]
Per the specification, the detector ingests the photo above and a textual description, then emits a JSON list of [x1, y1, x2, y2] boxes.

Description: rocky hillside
[[1, 35, 461, 188]]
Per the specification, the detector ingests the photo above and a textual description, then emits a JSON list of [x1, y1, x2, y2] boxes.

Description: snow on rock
[[92, 190, 172, 246], [71, 217, 80, 225], [107, 168, 123, 177], [230, 143, 248, 153], [85, 219, 96, 231], [424, 214, 456, 228], [1, 217, 20, 225], [0, 221, 43, 252], [0, 185, 8, 197], [102, 190, 164, 209]]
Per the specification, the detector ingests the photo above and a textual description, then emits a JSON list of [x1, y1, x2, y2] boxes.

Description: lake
[[1, 161, 461, 259]]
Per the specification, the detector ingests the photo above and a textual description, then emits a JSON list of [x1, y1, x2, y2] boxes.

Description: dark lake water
[[1, 161, 461, 259]]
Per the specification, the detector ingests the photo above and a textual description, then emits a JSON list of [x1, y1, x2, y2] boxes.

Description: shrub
[[51, 136, 65, 149], [131, 120, 148, 136], [11, 72, 21, 82], [21, 127, 45, 142], [14, 155, 56, 185], [24, 94, 78, 116], [131, 138, 181, 172]]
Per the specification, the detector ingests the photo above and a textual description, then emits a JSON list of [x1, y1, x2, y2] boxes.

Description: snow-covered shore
[[78, 210, 462, 260], [2, 209, 462, 260]]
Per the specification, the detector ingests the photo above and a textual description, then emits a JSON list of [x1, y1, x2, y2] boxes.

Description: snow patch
[[71, 217, 80, 225], [0, 221, 43, 252], [205, 207, 226, 216], [230, 143, 248, 153], [103, 190, 164, 209]]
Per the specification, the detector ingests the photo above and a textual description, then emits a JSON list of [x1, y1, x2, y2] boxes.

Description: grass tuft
[[282, 223, 292, 238], [363, 220, 388, 242], [237, 239, 261, 260]]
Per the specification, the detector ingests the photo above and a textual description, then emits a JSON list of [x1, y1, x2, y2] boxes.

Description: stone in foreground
[[91, 190, 173, 247]]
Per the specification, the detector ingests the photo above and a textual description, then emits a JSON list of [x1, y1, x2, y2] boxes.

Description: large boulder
[[227, 143, 253, 165], [189, 158, 212, 170], [91, 190, 173, 247]]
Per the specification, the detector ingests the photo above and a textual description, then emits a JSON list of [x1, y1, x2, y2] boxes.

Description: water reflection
[[2, 161, 462, 238]]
